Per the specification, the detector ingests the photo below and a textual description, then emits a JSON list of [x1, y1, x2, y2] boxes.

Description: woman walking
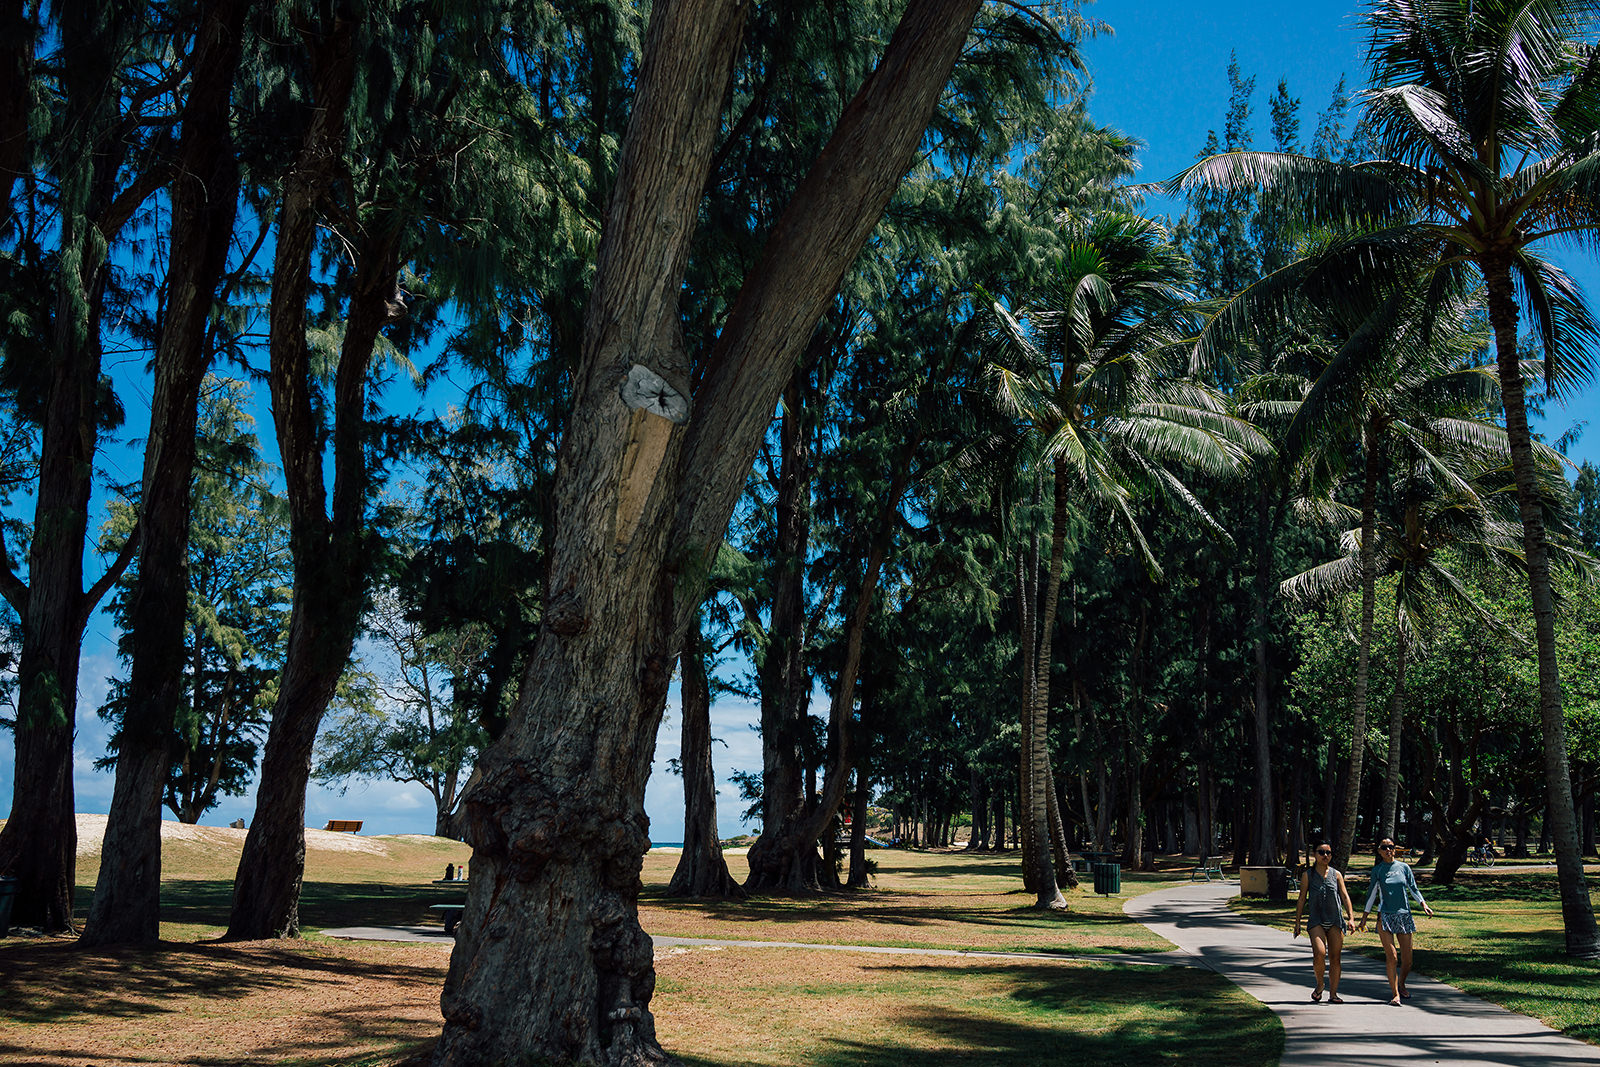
[[1358, 838, 1434, 1005], [1293, 841, 1357, 1002]]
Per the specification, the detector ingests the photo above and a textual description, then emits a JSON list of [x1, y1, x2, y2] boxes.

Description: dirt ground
[[0, 935, 451, 1066]]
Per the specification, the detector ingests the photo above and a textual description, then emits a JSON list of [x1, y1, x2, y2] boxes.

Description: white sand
[[72, 813, 397, 858]]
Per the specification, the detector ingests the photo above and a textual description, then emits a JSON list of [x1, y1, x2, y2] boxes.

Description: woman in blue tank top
[[1357, 837, 1434, 1005], [1293, 840, 1357, 1002]]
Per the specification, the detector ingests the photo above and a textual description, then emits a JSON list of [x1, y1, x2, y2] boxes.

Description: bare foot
[[1399, 987, 1411, 1000]]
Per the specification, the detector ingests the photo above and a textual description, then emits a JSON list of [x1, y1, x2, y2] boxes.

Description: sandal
[[1328, 994, 1344, 1004], [1311, 987, 1323, 1002], [1388, 995, 1402, 1006]]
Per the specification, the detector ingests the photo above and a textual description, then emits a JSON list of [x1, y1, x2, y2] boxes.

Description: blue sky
[[7, 0, 1600, 845]]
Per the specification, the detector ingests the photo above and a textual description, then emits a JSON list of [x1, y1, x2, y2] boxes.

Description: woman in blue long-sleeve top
[[1357, 838, 1434, 1005]]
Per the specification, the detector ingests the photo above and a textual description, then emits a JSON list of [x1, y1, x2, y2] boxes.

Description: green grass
[[657, 950, 1281, 1067], [1233, 869, 1600, 1044], [4, 834, 1285, 1066]]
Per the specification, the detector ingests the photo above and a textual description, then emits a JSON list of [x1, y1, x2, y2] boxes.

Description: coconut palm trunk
[[1336, 421, 1382, 870], [1026, 456, 1071, 909], [1379, 606, 1408, 843], [1483, 256, 1600, 957]]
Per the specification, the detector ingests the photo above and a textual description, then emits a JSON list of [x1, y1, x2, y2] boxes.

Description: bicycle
[[1467, 845, 1497, 867]]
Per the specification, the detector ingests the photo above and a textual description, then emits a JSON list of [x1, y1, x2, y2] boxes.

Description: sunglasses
[[1315, 849, 1332, 855], [1378, 844, 1396, 851]]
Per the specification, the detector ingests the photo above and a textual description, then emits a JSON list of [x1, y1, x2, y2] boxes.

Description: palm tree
[[987, 210, 1267, 907], [1168, 0, 1600, 956]]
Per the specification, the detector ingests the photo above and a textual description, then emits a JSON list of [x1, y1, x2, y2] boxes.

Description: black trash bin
[[1092, 862, 1121, 896], [1267, 867, 1289, 902], [0, 876, 17, 937]]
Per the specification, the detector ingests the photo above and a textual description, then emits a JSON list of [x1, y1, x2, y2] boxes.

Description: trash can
[[0, 876, 17, 937], [1267, 866, 1289, 902], [1092, 862, 1121, 896]]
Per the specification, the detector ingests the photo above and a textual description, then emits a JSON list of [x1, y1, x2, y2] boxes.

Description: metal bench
[[1191, 857, 1224, 882], [429, 903, 465, 935]]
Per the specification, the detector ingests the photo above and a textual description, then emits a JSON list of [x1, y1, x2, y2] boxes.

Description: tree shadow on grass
[[75, 879, 468, 934], [674, 963, 1280, 1067], [0, 939, 447, 1027]]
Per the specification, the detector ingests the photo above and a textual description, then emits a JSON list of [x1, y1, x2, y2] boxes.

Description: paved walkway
[[1126, 881, 1600, 1066]]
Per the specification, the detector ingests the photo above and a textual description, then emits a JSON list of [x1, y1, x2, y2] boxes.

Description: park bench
[[323, 819, 363, 833], [429, 903, 465, 935], [1190, 856, 1224, 882]]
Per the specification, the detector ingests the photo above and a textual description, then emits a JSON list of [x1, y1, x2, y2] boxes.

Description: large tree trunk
[[1024, 457, 1069, 909], [81, 0, 249, 947], [226, 10, 405, 939], [431, 3, 982, 1061], [0, 7, 141, 930], [667, 616, 742, 898], [1483, 255, 1600, 957], [1016, 545, 1040, 893], [1334, 421, 1381, 871], [1378, 615, 1408, 843]]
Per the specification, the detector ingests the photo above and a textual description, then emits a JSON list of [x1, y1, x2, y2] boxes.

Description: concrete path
[[1126, 881, 1600, 1066]]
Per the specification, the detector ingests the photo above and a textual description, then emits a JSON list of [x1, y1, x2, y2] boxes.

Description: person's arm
[[1359, 871, 1381, 929], [1294, 869, 1310, 936], [1336, 870, 1357, 931]]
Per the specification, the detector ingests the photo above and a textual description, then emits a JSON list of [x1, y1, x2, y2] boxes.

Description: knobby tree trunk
[[1334, 420, 1381, 872], [432, 4, 983, 1063], [1483, 254, 1600, 957], [81, 0, 250, 947], [667, 614, 742, 898]]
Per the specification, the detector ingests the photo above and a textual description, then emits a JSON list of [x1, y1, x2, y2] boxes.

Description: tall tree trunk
[[432, 4, 982, 1062], [1334, 420, 1381, 871], [747, 372, 812, 888], [0, 6, 141, 931], [667, 614, 742, 898], [224, 13, 382, 938], [1024, 457, 1070, 909], [1016, 545, 1040, 892], [1249, 488, 1277, 865], [1483, 255, 1600, 957], [81, 0, 249, 947], [847, 763, 871, 886], [1378, 617, 1408, 843]]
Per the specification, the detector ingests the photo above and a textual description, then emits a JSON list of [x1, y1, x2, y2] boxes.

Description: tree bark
[[226, 10, 385, 938], [0, 6, 142, 931], [746, 371, 813, 889], [667, 615, 742, 898], [1483, 254, 1600, 957], [1378, 615, 1408, 843], [81, 0, 249, 947], [1249, 487, 1277, 865], [432, 3, 982, 1062], [1334, 420, 1381, 871]]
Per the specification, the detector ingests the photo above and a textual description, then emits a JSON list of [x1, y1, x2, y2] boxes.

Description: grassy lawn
[[0, 828, 1284, 1066], [639, 848, 1180, 955], [1232, 867, 1600, 1044]]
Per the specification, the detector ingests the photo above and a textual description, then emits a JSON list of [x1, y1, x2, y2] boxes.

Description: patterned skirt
[[1379, 911, 1417, 935]]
